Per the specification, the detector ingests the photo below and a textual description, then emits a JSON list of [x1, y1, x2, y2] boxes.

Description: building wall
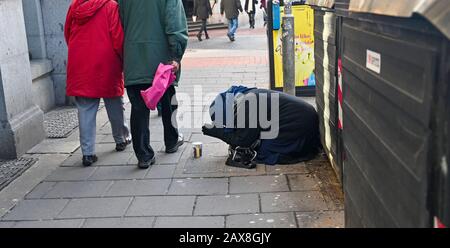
[[0, 0, 45, 159], [22, 0, 56, 112], [41, 0, 71, 106]]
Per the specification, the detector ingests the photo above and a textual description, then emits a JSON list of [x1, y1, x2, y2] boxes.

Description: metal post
[[282, 0, 295, 96]]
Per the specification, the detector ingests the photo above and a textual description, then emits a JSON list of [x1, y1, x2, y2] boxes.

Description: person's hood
[[71, 0, 110, 24]]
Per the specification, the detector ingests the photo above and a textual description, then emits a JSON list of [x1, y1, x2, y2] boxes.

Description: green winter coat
[[118, 0, 188, 87]]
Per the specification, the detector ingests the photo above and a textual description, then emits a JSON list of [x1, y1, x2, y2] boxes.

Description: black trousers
[[198, 19, 208, 37], [126, 85, 179, 162], [248, 12, 255, 28]]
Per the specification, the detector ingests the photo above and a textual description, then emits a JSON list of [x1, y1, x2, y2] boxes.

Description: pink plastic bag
[[140, 63, 176, 110]]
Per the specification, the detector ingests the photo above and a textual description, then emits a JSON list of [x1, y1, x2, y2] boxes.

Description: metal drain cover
[[44, 107, 79, 138], [0, 158, 37, 191]]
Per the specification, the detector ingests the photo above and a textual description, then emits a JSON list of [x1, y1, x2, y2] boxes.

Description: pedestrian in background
[[245, 0, 258, 29], [221, 0, 243, 41], [194, 0, 213, 41], [65, 0, 131, 167], [260, 0, 268, 26], [118, 0, 188, 169]]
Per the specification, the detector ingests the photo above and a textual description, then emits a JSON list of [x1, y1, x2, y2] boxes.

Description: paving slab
[[288, 174, 321, 191], [260, 192, 328, 213], [155, 216, 225, 228], [0, 221, 16, 228], [168, 178, 228, 195], [104, 179, 171, 197], [13, 219, 84, 228], [74, 143, 133, 154], [189, 133, 224, 144], [45, 167, 97, 182], [58, 197, 132, 219], [42, 181, 112, 199], [27, 140, 80, 154], [183, 142, 229, 171], [145, 165, 177, 179], [182, 156, 228, 174], [60, 155, 84, 167], [175, 163, 266, 179], [88, 166, 148, 180], [265, 163, 308, 175], [229, 175, 289, 194], [128, 148, 186, 166], [0, 155, 69, 218], [2, 199, 69, 221], [94, 152, 134, 166], [195, 194, 259, 216], [96, 135, 116, 144], [155, 149, 187, 165], [296, 211, 344, 228], [226, 212, 297, 228], [82, 217, 155, 228], [25, 182, 56, 199], [126, 196, 196, 217]]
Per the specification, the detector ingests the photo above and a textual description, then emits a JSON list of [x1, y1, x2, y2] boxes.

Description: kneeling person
[[203, 86, 321, 168]]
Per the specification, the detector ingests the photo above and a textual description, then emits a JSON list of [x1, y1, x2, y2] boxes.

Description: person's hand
[[170, 61, 180, 73]]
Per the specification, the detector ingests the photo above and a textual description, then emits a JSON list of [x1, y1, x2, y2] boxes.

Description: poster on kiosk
[[268, 0, 316, 96]]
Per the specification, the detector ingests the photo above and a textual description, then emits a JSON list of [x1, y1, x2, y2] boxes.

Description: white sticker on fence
[[366, 49, 381, 74]]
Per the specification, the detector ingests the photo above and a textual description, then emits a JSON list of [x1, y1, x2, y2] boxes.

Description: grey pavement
[[0, 28, 343, 228]]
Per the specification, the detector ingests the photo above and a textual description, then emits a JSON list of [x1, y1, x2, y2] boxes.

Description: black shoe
[[82, 155, 98, 167], [116, 139, 132, 152], [165, 134, 184, 153], [230, 36, 235, 42], [197, 33, 202, 41], [205, 34, 210, 40], [227, 33, 233, 41], [226, 156, 257, 169], [137, 156, 156, 169]]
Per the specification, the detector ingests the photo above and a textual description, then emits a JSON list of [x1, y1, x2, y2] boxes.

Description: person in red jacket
[[65, 0, 131, 167]]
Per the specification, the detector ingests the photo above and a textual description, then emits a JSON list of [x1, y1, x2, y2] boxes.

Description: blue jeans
[[228, 18, 239, 37]]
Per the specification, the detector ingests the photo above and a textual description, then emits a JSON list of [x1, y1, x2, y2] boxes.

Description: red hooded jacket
[[65, 0, 124, 98]]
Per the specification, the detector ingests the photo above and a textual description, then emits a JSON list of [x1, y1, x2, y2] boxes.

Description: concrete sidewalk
[[0, 28, 343, 228]]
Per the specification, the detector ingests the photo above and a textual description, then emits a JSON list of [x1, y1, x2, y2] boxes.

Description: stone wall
[[41, 0, 71, 106], [0, 0, 45, 159], [30, 59, 55, 113], [22, 0, 56, 112], [23, 0, 47, 60]]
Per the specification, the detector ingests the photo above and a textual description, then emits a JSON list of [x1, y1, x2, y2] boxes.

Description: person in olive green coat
[[118, 0, 188, 169]]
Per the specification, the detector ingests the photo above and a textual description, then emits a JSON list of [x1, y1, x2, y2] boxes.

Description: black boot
[[197, 33, 202, 41]]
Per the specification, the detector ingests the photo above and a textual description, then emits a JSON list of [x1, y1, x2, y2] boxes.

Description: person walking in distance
[[221, 0, 243, 41], [118, 0, 188, 169], [65, 0, 131, 167], [245, 0, 258, 29], [194, 0, 213, 41]]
